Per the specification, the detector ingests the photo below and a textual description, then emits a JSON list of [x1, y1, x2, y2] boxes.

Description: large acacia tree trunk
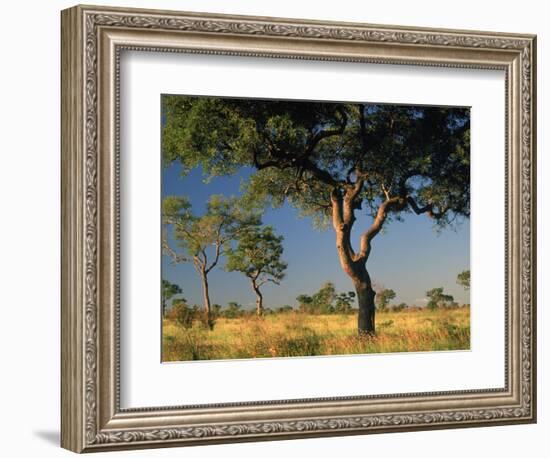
[[353, 271, 376, 335], [340, 257, 376, 335], [330, 185, 394, 336]]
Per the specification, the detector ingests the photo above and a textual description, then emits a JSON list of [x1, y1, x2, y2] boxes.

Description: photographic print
[[161, 96, 471, 362]]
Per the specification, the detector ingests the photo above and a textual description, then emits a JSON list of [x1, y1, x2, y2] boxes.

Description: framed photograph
[[61, 4, 537, 453]]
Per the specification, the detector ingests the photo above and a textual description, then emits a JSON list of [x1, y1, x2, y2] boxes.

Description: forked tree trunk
[[252, 280, 263, 316], [331, 186, 381, 336]]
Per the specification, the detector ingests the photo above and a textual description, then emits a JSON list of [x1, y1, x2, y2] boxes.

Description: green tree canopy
[[226, 225, 287, 316], [296, 282, 338, 314], [457, 269, 470, 291], [335, 291, 356, 314], [375, 288, 396, 311], [161, 279, 183, 317], [223, 301, 243, 319], [426, 287, 455, 310]]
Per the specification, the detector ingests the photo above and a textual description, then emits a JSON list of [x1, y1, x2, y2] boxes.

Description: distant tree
[[163, 97, 470, 335], [375, 288, 396, 311], [169, 299, 199, 329], [226, 225, 287, 316], [161, 279, 183, 317], [296, 294, 314, 313], [312, 282, 337, 314], [391, 302, 408, 312], [426, 287, 455, 310], [297, 282, 338, 314], [211, 304, 222, 319], [335, 291, 356, 314], [457, 270, 470, 291], [224, 301, 243, 319], [277, 305, 294, 313], [163, 194, 260, 329]]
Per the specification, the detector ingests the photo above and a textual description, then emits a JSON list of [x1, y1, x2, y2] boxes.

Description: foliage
[[222, 302, 244, 319], [163, 96, 470, 230], [296, 294, 314, 313], [457, 269, 470, 290], [161, 279, 183, 316], [391, 302, 408, 312], [226, 225, 286, 284], [375, 288, 396, 311], [225, 225, 287, 315], [163, 194, 261, 262], [294, 284, 357, 315], [426, 287, 455, 310], [334, 291, 356, 314], [297, 282, 338, 314], [276, 305, 294, 314], [167, 299, 200, 329], [211, 304, 222, 319]]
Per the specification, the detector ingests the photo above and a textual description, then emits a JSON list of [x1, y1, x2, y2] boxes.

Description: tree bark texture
[[331, 186, 383, 335], [199, 271, 214, 329], [252, 280, 263, 316]]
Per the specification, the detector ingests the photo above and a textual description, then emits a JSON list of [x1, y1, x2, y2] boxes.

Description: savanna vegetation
[[162, 295, 470, 362], [161, 96, 470, 361], [162, 276, 470, 361]]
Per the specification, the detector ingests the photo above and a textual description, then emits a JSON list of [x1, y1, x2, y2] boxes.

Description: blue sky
[[162, 163, 470, 310]]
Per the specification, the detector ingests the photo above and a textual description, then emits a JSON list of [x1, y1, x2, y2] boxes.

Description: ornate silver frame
[[61, 4, 537, 453]]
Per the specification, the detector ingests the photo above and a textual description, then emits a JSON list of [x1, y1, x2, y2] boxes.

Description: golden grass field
[[162, 307, 470, 362]]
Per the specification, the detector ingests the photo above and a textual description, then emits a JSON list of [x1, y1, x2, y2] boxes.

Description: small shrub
[[167, 302, 200, 329], [275, 329, 321, 357], [223, 302, 243, 318], [391, 303, 407, 312], [276, 305, 293, 313]]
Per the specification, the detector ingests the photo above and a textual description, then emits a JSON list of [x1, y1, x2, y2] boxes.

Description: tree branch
[[162, 234, 188, 264], [407, 196, 433, 215], [205, 240, 222, 274], [358, 196, 404, 261], [406, 196, 449, 220], [331, 188, 344, 231], [257, 277, 280, 287], [305, 108, 348, 155], [342, 177, 364, 225]]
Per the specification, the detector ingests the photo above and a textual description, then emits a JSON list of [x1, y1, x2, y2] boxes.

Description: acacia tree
[[426, 287, 455, 310], [296, 282, 337, 314], [161, 279, 183, 317], [457, 270, 470, 290], [335, 291, 356, 314], [163, 97, 470, 335], [376, 288, 396, 312], [226, 225, 287, 316], [162, 194, 260, 328]]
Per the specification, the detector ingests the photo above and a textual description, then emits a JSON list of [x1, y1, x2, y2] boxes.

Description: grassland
[[162, 307, 470, 362]]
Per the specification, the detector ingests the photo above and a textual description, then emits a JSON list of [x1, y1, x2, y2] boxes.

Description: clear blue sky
[[162, 163, 470, 311]]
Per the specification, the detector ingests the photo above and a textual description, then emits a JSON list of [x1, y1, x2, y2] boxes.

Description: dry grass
[[162, 307, 470, 362]]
